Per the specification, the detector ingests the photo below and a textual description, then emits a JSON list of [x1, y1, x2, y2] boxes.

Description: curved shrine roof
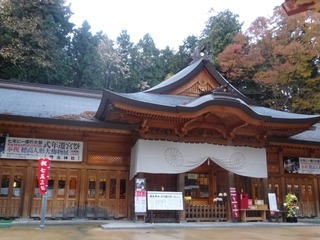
[[96, 59, 320, 126]]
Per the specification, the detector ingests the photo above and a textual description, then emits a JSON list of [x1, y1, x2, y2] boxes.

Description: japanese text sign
[[38, 158, 50, 194], [229, 187, 239, 219]]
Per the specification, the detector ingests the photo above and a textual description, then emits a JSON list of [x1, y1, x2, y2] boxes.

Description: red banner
[[38, 158, 50, 194], [229, 187, 239, 219]]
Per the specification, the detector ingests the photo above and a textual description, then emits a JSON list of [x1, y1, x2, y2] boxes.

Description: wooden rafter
[[282, 0, 320, 15]]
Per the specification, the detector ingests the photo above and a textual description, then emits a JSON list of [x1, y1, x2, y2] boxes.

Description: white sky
[[67, 0, 284, 50]]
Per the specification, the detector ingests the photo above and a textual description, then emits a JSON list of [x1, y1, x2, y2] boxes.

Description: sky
[[67, 0, 284, 50]]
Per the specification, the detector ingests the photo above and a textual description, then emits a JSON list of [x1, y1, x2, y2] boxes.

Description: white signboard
[[268, 193, 278, 211], [135, 190, 147, 213], [0, 137, 83, 162], [299, 158, 320, 174], [147, 191, 183, 210]]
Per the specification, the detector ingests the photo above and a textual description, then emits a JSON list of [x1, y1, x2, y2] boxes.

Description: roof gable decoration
[[166, 69, 220, 97], [143, 58, 255, 105]]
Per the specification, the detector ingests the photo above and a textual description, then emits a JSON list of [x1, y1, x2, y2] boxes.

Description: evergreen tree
[[0, 0, 74, 84], [135, 33, 163, 88], [98, 34, 129, 92], [200, 9, 243, 67], [68, 21, 103, 89], [116, 30, 142, 92]]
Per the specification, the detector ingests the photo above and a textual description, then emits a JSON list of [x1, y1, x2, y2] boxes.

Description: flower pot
[[287, 217, 298, 223]]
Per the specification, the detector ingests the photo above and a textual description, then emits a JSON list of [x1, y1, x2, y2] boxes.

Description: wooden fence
[[185, 204, 227, 222]]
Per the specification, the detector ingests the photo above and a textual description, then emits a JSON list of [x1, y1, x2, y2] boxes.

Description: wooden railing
[[185, 204, 227, 222]]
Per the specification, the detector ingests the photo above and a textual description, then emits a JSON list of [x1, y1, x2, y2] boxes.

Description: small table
[[239, 209, 267, 222]]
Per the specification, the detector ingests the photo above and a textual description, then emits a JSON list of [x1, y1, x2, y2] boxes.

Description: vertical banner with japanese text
[[38, 158, 50, 194], [229, 187, 239, 219]]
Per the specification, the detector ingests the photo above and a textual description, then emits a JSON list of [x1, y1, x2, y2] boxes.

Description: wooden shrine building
[[1, 56, 320, 221]]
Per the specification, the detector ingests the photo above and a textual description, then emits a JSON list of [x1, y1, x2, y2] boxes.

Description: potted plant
[[284, 193, 299, 222]]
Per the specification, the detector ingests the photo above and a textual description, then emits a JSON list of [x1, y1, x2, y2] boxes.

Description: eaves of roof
[[289, 123, 320, 143], [0, 81, 101, 120], [268, 136, 320, 147], [0, 78, 102, 98], [0, 114, 139, 131], [96, 89, 320, 125]]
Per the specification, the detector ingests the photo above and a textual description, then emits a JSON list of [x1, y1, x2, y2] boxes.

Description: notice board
[[147, 191, 183, 210], [268, 193, 278, 211]]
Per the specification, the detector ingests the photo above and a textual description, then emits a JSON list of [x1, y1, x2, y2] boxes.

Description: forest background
[[0, 0, 319, 114]]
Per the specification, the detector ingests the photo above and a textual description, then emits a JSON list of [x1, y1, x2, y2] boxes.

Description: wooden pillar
[[78, 135, 88, 218], [279, 149, 287, 208], [177, 173, 186, 222], [22, 164, 34, 218], [77, 168, 87, 218], [262, 178, 268, 203], [310, 150, 320, 217], [313, 178, 319, 217]]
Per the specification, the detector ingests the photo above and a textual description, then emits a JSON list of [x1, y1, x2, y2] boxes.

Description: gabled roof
[[144, 58, 255, 105], [95, 58, 320, 127]]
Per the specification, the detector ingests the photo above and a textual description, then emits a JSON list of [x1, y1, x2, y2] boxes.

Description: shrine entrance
[[30, 168, 80, 219], [85, 169, 128, 219]]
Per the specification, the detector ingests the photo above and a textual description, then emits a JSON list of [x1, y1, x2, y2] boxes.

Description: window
[[109, 179, 116, 199], [88, 178, 96, 198], [47, 179, 54, 198], [69, 177, 77, 198], [120, 179, 126, 199], [13, 175, 22, 197], [0, 175, 9, 196], [185, 173, 209, 198], [99, 179, 106, 198], [58, 178, 66, 197]]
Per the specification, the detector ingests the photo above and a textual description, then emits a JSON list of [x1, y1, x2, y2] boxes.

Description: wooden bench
[[239, 209, 267, 222]]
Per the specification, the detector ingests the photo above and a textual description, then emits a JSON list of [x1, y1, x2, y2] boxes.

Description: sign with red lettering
[[134, 178, 146, 213], [38, 158, 50, 194], [229, 187, 239, 219]]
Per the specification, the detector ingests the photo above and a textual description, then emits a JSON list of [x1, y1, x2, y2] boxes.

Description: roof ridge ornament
[[212, 84, 237, 95], [191, 43, 211, 63]]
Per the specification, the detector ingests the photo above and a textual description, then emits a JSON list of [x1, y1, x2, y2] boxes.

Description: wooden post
[[177, 173, 186, 222], [22, 165, 34, 218]]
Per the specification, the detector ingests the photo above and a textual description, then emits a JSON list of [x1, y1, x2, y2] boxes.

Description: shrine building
[[0, 56, 320, 222]]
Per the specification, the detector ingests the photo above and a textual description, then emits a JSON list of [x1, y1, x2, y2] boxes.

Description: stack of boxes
[[248, 199, 268, 210], [238, 193, 268, 210]]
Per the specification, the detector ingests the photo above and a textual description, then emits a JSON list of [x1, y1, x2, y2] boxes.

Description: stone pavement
[[1, 218, 320, 240], [9, 217, 320, 229]]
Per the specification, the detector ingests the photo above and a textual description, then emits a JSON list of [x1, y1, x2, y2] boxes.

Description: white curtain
[[130, 139, 267, 179]]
